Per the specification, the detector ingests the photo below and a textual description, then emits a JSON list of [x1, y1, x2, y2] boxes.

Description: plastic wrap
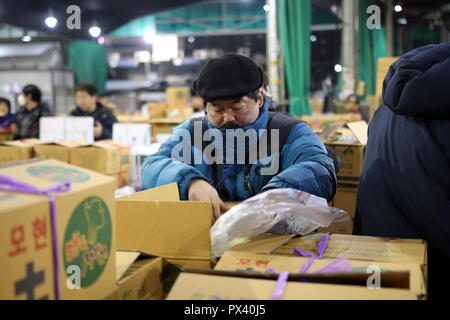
[[211, 188, 346, 257]]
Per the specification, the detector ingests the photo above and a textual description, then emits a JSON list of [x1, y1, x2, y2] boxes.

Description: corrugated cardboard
[[162, 258, 212, 298], [0, 140, 38, 164], [323, 121, 368, 185], [214, 250, 425, 298], [112, 251, 163, 300], [148, 103, 168, 118], [273, 233, 427, 265], [0, 132, 13, 142], [166, 87, 190, 111], [96, 140, 131, 172], [331, 184, 358, 218], [116, 182, 212, 260], [0, 159, 116, 300], [33, 141, 87, 163], [70, 143, 121, 175], [111, 171, 130, 188], [376, 57, 399, 105], [166, 272, 418, 300], [227, 234, 296, 254]]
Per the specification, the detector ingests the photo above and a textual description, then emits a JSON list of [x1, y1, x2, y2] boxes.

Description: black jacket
[[70, 102, 118, 140], [14, 103, 52, 139], [354, 43, 450, 257]]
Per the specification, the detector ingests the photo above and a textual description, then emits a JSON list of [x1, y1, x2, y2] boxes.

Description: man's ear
[[258, 89, 264, 108]]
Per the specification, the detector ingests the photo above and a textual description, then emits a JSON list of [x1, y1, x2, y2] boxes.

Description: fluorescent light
[[395, 5, 402, 12], [310, 35, 317, 42], [45, 16, 58, 28], [144, 30, 154, 44], [334, 64, 343, 73], [263, 5, 269, 12], [187, 36, 195, 43], [89, 26, 101, 38], [398, 18, 407, 25], [22, 35, 32, 42]]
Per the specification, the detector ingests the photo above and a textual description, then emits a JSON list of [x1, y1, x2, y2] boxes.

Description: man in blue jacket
[[142, 54, 336, 222], [354, 43, 450, 299]]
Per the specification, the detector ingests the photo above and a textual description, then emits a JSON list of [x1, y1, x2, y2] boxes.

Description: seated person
[[0, 97, 16, 133], [70, 82, 118, 141], [14, 85, 51, 139]]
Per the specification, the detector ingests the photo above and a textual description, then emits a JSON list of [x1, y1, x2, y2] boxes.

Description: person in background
[[0, 97, 16, 133], [14, 84, 51, 140], [343, 93, 370, 122], [70, 82, 118, 141]]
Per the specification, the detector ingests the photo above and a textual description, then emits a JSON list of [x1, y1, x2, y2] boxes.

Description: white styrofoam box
[[155, 133, 171, 144], [112, 123, 151, 147], [39, 117, 94, 143]]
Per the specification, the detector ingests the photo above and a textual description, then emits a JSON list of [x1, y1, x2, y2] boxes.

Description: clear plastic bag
[[210, 188, 346, 257]]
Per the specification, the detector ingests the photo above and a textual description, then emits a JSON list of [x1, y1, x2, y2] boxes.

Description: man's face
[[76, 90, 97, 112], [206, 90, 263, 128], [0, 102, 8, 117]]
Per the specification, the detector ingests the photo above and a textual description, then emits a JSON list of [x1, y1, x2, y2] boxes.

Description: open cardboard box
[[321, 121, 368, 185], [104, 250, 164, 300], [214, 250, 425, 299], [166, 269, 418, 300]]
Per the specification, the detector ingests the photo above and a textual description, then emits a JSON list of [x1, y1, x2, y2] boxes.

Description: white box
[[40, 117, 94, 143], [113, 123, 151, 147]]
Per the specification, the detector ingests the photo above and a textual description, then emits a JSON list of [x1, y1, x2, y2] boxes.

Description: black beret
[[194, 53, 263, 102]]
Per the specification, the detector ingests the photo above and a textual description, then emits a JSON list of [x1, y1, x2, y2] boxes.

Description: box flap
[[346, 121, 368, 145], [116, 182, 180, 201], [319, 121, 346, 140], [228, 234, 296, 254], [116, 251, 141, 281]]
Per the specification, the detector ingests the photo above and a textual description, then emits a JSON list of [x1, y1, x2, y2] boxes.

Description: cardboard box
[[33, 141, 87, 163], [166, 272, 418, 300], [112, 123, 151, 147], [214, 250, 425, 298], [166, 87, 190, 111], [272, 233, 427, 265], [322, 121, 368, 185], [332, 184, 358, 218], [150, 118, 184, 143], [0, 159, 116, 300], [376, 57, 399, 106], [0, 132, 13, 142], [148, 103, 168, 119], [116, 182, 212, 260], [0, 139, 41, 164], [70, 143, 121, 175], [112, 251, 163, 300], [109, 171, 130, 188], [162, 258, 212, 298], [95, 140, 131, 172], [300, 113, 362, 131]]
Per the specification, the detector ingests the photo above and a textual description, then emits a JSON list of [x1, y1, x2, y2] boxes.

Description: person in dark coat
[[70, 82, 118, 141], [354, 42, 450, 299], [14, 84, 52, 140]]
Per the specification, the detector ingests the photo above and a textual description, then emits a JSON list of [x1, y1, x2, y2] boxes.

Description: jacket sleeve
[[141, 120, 209, 200], [261, 122, 337, 201]]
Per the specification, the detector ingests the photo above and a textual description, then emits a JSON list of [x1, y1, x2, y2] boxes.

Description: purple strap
[[294, 232, 330, 273], [270, 271, 290, 300], [0, 174, 71, 300]]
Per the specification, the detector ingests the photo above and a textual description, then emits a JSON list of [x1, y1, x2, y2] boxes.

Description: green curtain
[[68, 41, 108, 96], [358, 0, 386, 97], [278, 0, 312, 116]]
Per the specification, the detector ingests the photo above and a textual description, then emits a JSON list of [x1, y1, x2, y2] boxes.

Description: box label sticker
[[63, 197, 112, 287], [26, 166, 90, 183]]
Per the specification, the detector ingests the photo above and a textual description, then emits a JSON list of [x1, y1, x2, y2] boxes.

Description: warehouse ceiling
[[0, 0, 228, 39]]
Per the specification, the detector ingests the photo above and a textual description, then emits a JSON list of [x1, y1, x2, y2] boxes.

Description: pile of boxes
[[0, 139, 132, 189]]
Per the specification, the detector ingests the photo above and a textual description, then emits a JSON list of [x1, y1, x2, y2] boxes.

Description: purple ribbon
[[270, 271, 290, 300], [294, 232, 330, 273], [0, 174, 71, 300]]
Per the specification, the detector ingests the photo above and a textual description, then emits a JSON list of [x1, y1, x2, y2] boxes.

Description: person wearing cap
[[141, 54, 336, 222]]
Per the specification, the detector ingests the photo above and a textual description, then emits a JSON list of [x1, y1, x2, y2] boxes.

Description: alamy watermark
[[169, 122, 281, 176]]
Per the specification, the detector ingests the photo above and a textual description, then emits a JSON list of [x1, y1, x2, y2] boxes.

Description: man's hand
[[94, 121, 103, 138], [188, 179, 227, 224]]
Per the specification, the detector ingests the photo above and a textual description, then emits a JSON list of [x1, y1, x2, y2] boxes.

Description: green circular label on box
[[27, 165, 90, 183], [63, 196, 112, 288]]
